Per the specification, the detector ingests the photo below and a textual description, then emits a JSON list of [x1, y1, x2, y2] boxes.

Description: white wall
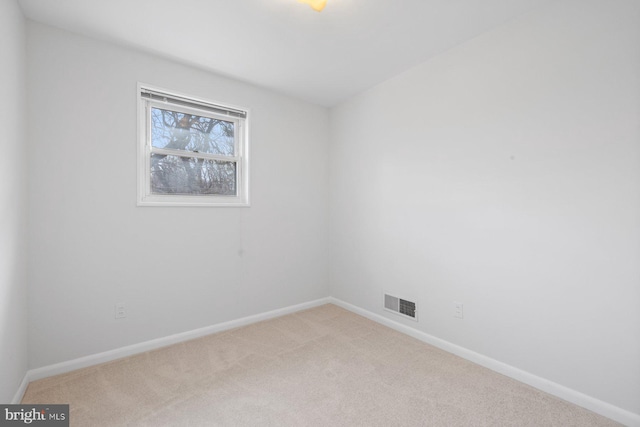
[[330, 0, 640, 415], [0, 0, 29, 404], [27, 22, 329, 369]]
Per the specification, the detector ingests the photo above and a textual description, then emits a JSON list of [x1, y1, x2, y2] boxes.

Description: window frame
[[137, 83, 250, 207]]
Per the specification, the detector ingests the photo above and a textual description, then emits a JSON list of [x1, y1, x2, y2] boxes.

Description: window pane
[[150, 154, 237, 196], [151, 107, 235, 156]]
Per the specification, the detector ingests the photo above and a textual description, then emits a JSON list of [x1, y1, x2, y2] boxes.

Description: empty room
[[1, 0, 639, 425]]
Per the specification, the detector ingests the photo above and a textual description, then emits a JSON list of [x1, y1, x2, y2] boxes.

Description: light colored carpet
[[23, 304, 619, 426]]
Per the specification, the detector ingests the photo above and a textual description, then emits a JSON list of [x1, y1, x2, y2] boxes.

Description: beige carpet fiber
[[23, 304, 620, 426]]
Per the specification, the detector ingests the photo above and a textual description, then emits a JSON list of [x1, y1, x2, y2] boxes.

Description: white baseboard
[[11, 373, 30, 404], [27, 297, 331, 383], [17, 296, 638, 427], [329, 297, 640, 427]]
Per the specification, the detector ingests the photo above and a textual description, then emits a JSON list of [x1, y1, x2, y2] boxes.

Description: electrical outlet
[[453, 301, 463, 319], [115, 303, 126, 319]]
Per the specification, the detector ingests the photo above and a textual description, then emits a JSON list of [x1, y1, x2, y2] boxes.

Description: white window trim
[[137, 83, 250, 207]]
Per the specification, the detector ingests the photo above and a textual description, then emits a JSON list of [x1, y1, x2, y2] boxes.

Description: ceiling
[[18, 0, 556, 106]]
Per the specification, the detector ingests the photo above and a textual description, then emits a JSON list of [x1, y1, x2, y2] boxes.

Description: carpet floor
[[22, 304, 620, 426]]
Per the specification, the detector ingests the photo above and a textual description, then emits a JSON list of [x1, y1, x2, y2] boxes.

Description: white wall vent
[[383, 293, 417, 321]]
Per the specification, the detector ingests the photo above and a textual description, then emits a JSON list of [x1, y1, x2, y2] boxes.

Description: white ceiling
[[18, 0, 557, 106]]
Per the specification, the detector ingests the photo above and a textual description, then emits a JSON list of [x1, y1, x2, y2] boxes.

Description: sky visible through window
[[150, 107, 237, 196]]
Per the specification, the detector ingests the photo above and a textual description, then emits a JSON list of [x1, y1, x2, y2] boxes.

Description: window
[[138, 85, 249, 206]]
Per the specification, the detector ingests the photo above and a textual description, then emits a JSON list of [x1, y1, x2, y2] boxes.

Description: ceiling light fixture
[[298, 0, 327, 12]]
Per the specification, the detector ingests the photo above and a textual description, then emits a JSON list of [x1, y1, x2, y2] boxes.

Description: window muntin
[[138, 85, 249, 206]]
